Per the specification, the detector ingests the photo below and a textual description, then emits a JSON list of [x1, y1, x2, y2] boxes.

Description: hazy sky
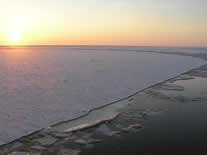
[[0, 0, 206, 46]]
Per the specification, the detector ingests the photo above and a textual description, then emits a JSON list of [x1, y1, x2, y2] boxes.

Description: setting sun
[[10, 31, 21, 43]]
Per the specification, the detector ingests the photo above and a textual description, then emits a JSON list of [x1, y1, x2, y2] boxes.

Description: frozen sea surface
[[52, 46, 207, 54], [0, 46, 206, 144]]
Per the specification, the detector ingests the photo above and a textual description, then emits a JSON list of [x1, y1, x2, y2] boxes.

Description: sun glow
[[10, 31, 21, 43]]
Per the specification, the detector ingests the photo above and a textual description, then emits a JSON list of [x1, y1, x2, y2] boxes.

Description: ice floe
[[0, 47, 206, 144]]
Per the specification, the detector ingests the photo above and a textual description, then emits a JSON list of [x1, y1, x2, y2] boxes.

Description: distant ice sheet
[[57, 46, 207, 54], [0, 47, 206, 144]]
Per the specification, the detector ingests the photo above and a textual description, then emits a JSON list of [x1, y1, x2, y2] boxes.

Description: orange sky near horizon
[[0, 0, 206, 47]]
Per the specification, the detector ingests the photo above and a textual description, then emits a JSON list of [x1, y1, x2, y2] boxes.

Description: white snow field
[[0, 46, 206, 144]]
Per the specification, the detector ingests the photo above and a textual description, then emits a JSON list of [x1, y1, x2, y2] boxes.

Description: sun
[[10, 31, 21, 43]]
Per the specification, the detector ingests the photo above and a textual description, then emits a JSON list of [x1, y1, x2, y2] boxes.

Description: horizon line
[[0, 45, 207, 48]]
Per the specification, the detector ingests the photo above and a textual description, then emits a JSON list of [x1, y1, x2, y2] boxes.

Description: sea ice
[[0, 47, 205, 144]]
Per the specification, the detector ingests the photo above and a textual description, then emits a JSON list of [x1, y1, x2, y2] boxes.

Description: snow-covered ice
[[0, 46, 206, 144]]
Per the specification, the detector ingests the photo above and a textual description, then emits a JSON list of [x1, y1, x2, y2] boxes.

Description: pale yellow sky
[[0, 0, 206, 46]]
